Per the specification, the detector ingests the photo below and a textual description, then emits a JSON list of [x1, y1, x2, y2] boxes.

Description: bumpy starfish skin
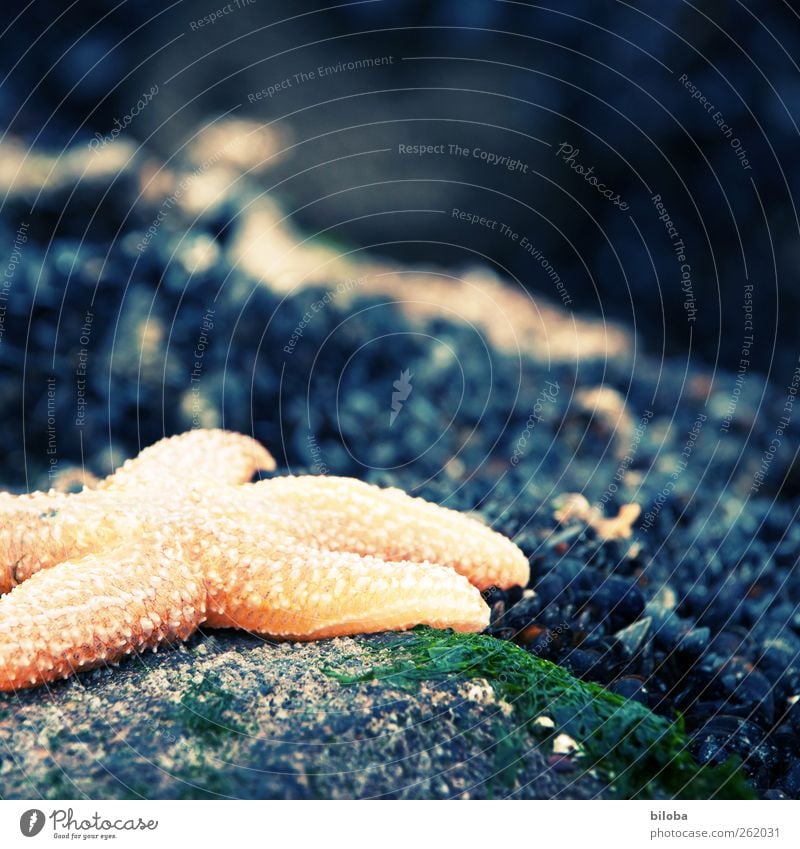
[[0, 540, 206, 690], [97, 428, 276, 492], [0, 430, 529, 691], [258, 476, 529, 591], [0, 430, 275, 594]]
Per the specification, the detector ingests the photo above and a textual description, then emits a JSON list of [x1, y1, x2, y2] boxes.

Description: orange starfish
[[0, 430, 529, 691]]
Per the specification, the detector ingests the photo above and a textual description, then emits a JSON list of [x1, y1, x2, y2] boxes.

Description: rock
[[608, 676, 650, 705], [615, 617, 652, 656], [0, 632, 610, 800], [675, 627, 710, 656]]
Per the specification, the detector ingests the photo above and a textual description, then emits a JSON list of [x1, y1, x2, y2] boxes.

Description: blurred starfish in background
[[0, 430, 529, 691]]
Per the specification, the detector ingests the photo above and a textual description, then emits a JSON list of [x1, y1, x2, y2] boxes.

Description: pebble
[[614, 617, 651, 656]]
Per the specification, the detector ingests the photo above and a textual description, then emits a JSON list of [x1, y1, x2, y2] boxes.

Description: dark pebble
[[763, 789, 790, 800], [584, 576, 644, 630], [716, 657, 775, 727], [614, 617, 652, 656], [675, 627, 710, 657], [608, 675, 650, 705], [560, 649, 603, 681], [502, 593, 541, 631], [756, 636, 800, 699], [533, 573, 570, 607], [779, 760, 800, 798], [690, 716, 776, 787]]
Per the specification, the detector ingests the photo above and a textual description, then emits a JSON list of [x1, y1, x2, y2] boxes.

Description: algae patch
[[178, 674, 249, 744], [326, 628, 754, 800]]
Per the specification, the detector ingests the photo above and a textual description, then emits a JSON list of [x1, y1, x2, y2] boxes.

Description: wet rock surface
[[0, 633, 609, 800]]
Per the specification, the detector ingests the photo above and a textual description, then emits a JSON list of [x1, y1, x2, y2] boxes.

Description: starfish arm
[[0, 494, 82, 594], [251, 476, 530, 591], [0, 541, 206, 691], [98, 429, 276, 493], [204, 541, 489, 639], [0, 494, 157, 594]]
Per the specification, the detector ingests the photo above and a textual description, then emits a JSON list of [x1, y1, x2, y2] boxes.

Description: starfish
[[0, 430, 529, 691]]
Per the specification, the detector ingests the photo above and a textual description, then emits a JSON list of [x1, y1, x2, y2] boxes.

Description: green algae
[[326, 628, 754, 800], [178, 674, 248, 745]]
